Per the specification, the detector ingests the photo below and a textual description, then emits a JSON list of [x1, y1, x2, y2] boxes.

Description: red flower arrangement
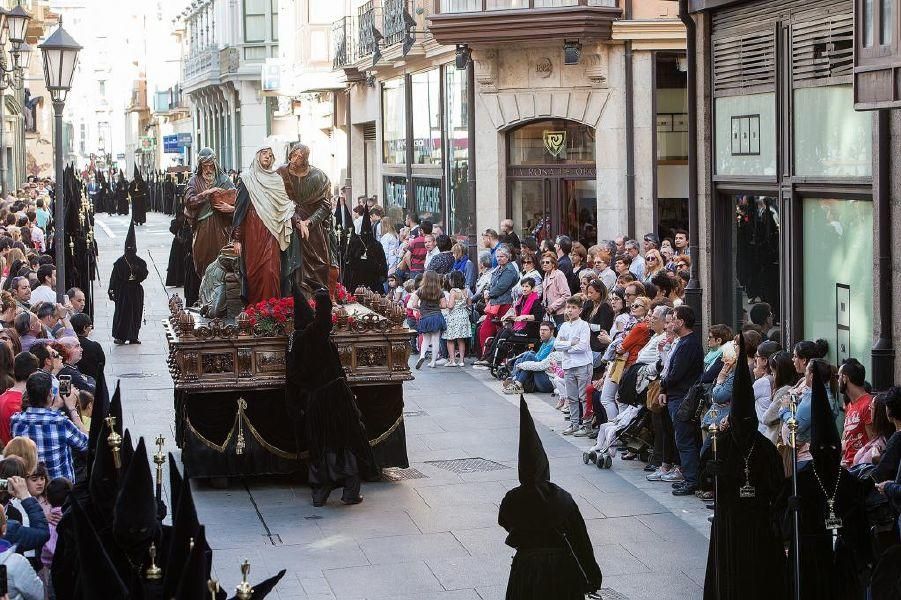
[[244, 292, 354, 337], [335, 283, 352, 305]]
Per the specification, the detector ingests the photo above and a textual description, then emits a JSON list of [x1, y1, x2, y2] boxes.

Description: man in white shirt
[[423, 234, 439, 270], [625, 240, 645, 280], [554, 296, 594, 435], [29, 264, 57, 306]]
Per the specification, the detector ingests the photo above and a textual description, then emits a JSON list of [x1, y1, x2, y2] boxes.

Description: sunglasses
[[541, 260, 552, 265], [49, 352, 60, 359], [631, 304, 645, 309], [647, 257, 658, 262]]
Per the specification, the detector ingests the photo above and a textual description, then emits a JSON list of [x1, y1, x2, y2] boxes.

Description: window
[[445, 63, 473, 238], [881, 0, 893, 44], [245, 46, 267, 60], [714, 93, 776, 176], [382, 78, 406, 165], [272, 0, 279, 41], [98, 80, 106, 98], [793, 85, 871, 177], [410, 69, 442, 166], [508, 120, 596, 165], [803, 198, 873, 371], [725, 194, 781, 335], [244, 0, 267, 43]]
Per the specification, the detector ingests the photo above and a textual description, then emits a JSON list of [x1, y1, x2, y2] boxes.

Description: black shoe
[[114, 339, 125, 345], [644, 463, 659, 472], [341, 495, 364, 505], [706, 503, 715, 510], [672, 485, 698, 496], [128, 339, 141, 344], [672, 482, 685, 489]]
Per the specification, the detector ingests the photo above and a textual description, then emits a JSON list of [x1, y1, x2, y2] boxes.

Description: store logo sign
[[543, 131, 566, 157]]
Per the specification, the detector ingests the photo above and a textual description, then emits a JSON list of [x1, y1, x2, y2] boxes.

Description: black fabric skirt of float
[[175, 383, 410, 478]]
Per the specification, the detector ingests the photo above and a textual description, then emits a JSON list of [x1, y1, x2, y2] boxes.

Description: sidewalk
[[92, 212, 709, 600]]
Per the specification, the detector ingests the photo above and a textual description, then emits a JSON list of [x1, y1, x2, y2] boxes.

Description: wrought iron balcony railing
[[333, 16, 352, 68], [357, 1, 379, 59]]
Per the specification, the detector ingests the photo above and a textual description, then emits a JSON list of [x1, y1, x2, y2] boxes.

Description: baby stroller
[[582, 405, 652, 469], [485, 331, 539, 379]]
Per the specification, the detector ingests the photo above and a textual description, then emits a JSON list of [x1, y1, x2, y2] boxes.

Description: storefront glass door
[[510, 177, 597, 247]]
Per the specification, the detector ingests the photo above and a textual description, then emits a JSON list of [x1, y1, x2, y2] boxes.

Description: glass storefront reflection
[[730, 194, 781, 333]]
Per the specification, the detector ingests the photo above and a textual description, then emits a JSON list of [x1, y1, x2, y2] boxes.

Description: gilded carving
[[391, 342, 410, 371], [202, 352, 234, 374], [357, 346, 387, 368], [236, 347, 253, 377], [257, 351, 286, 373]]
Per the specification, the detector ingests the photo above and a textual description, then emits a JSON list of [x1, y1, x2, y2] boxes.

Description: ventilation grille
[[424, 457, 510, 474], [713, 29, 776, 94], [381, 467, 428, 481], [792, 12, 853, 83], [362, 121, 377, 141]]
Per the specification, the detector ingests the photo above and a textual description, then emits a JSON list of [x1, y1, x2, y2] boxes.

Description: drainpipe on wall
[[234, 88, 242, 170], [467, 59, 477, 252], [679, 0, 703, 324], [871, 109, 894, 391], [624, 0, 636, 239], [345, 88, 352, 195]]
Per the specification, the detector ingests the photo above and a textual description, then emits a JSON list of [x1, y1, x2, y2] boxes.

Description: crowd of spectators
[[0, 177, 104, 599]]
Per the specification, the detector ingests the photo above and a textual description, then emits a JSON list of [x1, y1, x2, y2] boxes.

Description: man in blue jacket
[[658, 305, 704, 495]]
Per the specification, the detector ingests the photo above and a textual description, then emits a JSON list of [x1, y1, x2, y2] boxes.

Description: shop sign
[[413, 178, 441, 216], [543, 130, 566, 157], [507, 166, 596, 178]]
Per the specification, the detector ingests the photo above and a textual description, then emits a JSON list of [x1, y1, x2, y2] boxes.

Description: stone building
[[289, 0, 690, 245]]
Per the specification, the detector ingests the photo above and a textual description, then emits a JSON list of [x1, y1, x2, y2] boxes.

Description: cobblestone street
[[93, 212, 709, 600]]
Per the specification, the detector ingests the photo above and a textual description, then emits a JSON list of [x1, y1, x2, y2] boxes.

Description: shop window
[[411, 69, 442, 166], [714, 93, 776, 176], [655, 52, 688, 240], [793, 85, 871, 177], [383, 175, 407, 225], [725, 194, 782, 336], [445, 63, 474, 238], [508, 119, 595, 165], [802, 198, 873, 371], [382, 78, 406, 165]]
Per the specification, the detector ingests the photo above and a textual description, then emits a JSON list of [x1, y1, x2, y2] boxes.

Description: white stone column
[[595, 44, 628, 240], [632, 49, 656, 240]]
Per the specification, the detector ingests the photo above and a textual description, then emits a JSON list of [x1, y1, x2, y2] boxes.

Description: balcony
[[183, 48, 219, 83], [430, 0, 621, 46]]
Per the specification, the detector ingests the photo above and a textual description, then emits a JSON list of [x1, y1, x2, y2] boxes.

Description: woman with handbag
[[475, 247, 519, 362], [594, 297, 651, 427], [540, 253, 569, 327]]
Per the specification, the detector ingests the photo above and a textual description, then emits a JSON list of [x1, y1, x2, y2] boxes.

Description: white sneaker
[[660, 468, 684, 482], [435, 358, 448, 366], [561, 425, 580, 435], [646, 467, 670, 482], [473, 364, 490, 370]]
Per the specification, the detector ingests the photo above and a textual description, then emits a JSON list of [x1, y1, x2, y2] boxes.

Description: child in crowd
[[554, 296, 594, 435], [413, 271, 447, 369], [25, 463, 49, 519], [386, 274, 403, 303], [77, 390, 94, 432], [442, 271, 471, 367], [41, 476, 73, 600]]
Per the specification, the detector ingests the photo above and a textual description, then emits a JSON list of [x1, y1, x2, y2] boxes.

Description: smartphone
[[59, 375, 72, 397]]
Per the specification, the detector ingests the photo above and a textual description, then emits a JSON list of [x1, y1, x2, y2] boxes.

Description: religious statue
[[277, 143, 335, 295], [232, 140, 300, 304], [184, 147, 237, 280], [196, 243, 244, 320]]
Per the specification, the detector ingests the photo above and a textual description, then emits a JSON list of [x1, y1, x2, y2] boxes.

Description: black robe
[[285, 291, 378, 505], [165, 210, 190, 287], [703, 432, 788, 600], [343, 231, 388, 293], [108, 253, 148, 341], [130, 179, 147, 225], [777, 462, 874, 600], [498, 482, 602, 600], [115, 181, 129, 215]]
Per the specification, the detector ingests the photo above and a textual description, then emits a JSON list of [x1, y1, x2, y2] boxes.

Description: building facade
[[291, 0, 690, 246], [176, 0, 278, 171], [688, 0, 899, 385]]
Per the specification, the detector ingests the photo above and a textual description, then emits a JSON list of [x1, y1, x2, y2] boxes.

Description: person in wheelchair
[[477, 277, 545, 373]]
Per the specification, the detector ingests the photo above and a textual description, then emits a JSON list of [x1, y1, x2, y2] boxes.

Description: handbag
[[676, 381, 712, 423], [608, 355, 627, 385], [646, 379, 663, 413]]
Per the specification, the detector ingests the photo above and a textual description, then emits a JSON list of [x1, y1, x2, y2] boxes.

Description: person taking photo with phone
[[10, 372, 87, 482]]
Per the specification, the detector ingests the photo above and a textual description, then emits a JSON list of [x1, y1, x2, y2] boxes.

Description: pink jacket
[[542, 269, 570, 315]]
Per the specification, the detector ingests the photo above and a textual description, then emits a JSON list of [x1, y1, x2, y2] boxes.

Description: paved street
[[91, 212, 709, 600]]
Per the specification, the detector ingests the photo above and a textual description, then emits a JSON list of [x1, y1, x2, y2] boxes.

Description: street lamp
[[0, 4, 31, 196], [39, 21, 81, 302]]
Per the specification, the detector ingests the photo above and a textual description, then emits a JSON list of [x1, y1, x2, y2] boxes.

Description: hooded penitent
[[69, 497, 130, 600], [701, 333, 786, 600], [344, 207, 387, 293], [130, 165, 147, 225], [112, 438, 161, 562], [285, 286, 377, 506], [809, 367, 842, 484], [109, 220, 149, 343], [498, 397, 602, 600]]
